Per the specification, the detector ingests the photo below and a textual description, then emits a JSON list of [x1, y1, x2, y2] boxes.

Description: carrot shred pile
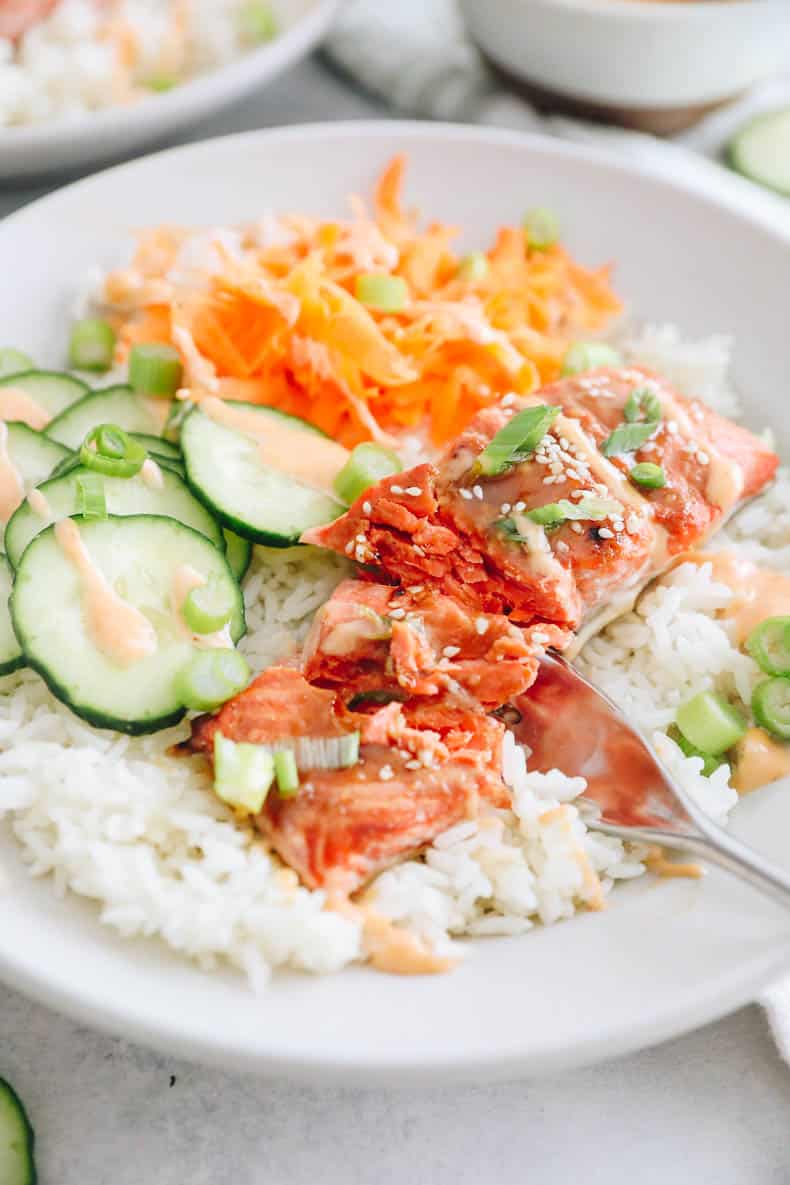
[[104, 155, 622, 447]]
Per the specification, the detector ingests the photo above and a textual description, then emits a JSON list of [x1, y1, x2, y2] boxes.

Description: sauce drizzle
[[0, 422, 24, 523]]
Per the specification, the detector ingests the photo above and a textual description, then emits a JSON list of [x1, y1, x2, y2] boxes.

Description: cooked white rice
[[0, 0, 272, 128], [0, 324, 786, 986]]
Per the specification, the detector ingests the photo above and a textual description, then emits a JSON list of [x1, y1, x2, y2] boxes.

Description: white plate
[[1, 122, 790, 1085], [0, 0, 340, 180]]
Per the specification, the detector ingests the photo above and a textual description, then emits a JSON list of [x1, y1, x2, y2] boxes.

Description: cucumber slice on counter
[[0, 557, 24, 675], [223, 528, 253, 582], [0, 1077, 36, 1185], [0, 370, 88, 422], [727, 107, 790, 196], [180, 402, 345, 547], [46, 385, 171, 449], [0, 423, 71, 524], [5, 464, 223, 568], [11, 515, 245, 734]]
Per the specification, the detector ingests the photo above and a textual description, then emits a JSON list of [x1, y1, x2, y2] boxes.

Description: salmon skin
[[303, 578, 570, 711], [183, 666, 506, 893], [305, 369, 778, 630]]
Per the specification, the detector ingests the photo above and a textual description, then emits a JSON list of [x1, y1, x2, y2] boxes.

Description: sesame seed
[[598, 527, 614, 539], [472, 484, 484, 500], [389, 607, 406, 620], [442, 645, 461, 658], [475, 616, 489, 635], [362, 501, 372, 515], [555, 539, 569, 554], [409, 584, 424, 594], [404, 759, 421, 771], [390, 484, 404, 494], [501, 393, 516, 407], [626, 513, 642, 534], [697, 451, 709, 465], [460, 488, 473, 500], [531, 631, 549, 645], [405, 486, 422, 496], [355, 547, 367, 562], [355, 533, 366, 543], [345, 541, 354, 555], [535, 455, 549, 466], [514, 501, 526, 512], [500, 502, 511, 514], [559, 437, 569, 449], [666, 421, 678, 435], [379, 764, 394, 781], [570, 522, 583, 534]]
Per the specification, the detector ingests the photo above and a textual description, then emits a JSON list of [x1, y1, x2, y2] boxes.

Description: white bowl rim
[[507, 0, 774, 17]]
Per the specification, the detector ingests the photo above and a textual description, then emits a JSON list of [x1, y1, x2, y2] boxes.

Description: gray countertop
[[2, 56, 790, 1185]]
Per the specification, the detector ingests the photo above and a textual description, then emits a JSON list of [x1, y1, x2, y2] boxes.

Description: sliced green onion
[[238, 0, 278, 44], [176, 648, 250, 712], [474, 404, 560, 478], [746, 617, 790, 677], [75, 473, 107, 520], [630, 462, 666, 489], [146, 75, 178, 92], [355, 273, 409, 313], [493, 516, 526, 542], [337, 731, 360, 767], [457, 252, 488, 282], [622, 386, 661, 424], [676, 691, 747, 756], [667, 725, 725, 777], [274, 749, 300, 798], [601, 420, 660, 457], [347, 689, 405, 710], [214, 731, 274, 814], [334, 442, 401, 505], [0, 347, 33, 378], [129, 343, 184, 398], [752, 677, 790, 740], [183, 578, 234, 635], [561, 341, 622, 377], [523, 207, 560, 250], [79, 424, 146, 478], [526, 502, 567, 528], [526, 494, 621, 528], [68, 318, 116, 372]]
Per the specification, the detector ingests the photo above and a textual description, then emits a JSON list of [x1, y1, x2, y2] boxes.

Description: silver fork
[[510, 653, 790, 908]]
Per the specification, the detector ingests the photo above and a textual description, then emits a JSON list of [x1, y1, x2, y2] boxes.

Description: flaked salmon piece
[[0, 0, 58, 39], [182, 666, 508, 891], [303, 578, 570, 710], [543, 366, 779, 553]]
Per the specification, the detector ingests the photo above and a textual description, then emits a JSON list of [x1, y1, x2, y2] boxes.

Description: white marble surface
[[2, 56, 790, 1185]]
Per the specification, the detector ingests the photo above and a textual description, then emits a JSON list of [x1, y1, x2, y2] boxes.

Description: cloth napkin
[[324, 0, 790, 1058]]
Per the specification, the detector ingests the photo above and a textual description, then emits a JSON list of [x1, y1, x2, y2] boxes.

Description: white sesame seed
[[379, 764, 394, 781], [626, 513, 641, 534], [598, 527, 614, 539], [559, 437, 569, 449], [475, 616, 489, 635], [442, 645, 461, 658], [362, 501, 372, 515], [697, 451, 709, 465], [389, 607, 406, 620], [390, 484, 404, 494], [460, 488, 473, 500], [501, 393, 516, 407], [500, 502, 511, 514], [666, 421, 678, 435], [472, 484, 484, 500], [514, 501, 526, 512], [405, 486, 422, 496], [354, 547, 367, 562], [409, 584, 424, 594], [355, 533, 366, 543], [531, 631, 549, 645], [570, 522, 583, 534], [345, 541, 354, 554], [555, 539, 569, 554], [404, 759, 421, 771]]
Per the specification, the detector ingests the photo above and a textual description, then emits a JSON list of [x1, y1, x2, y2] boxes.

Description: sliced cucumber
[[0, 423, 71, 525], [223, 528, 252, 582], [5, 464, 223, 568], [46, 385, 171, 450], [128, 433, 181, 461], [12, 515, 245, 734], [727, 107, 790, 196], [0, 1077, 36, 1185], [181, 402, 344, 546], [0, 370, 88, 422], [0, 556, 24, 675]]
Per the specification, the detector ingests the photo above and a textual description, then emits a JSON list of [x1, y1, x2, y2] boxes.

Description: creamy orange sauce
[[0, 387, 50, 431], [55, 518, 157, 666], [539, 804, 605, 910], [141, 458, 164, 490], [0, 422, 24, 523], [687, 550, 790, 645], [732, 728, 790, 795], [330, 894, 454, 975], [644, 846, 703, 880], [27, 487, 51, 519], [199, 396, 349, 498]]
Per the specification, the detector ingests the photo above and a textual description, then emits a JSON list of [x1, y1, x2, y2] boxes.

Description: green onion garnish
[[752, 677, 790, 740], [183, 578, 234, 635], [474, 404, 560, 478], [237, 0, 278, 44], [675, 691, 747, 756], [526, 494, 622, 529], [746, 617, 790, 677], [177, 648, 251, 712], [523, 207, 560, 250], [526, 503, 567, 528], [129, 343, 184, 398], [0, 347, 33, 378], [334, 441, 401, 505], [79, 423, 146, 479], [457, 252, 488, 282], [561, 341, 622, 377], [602, 387, 662, 457], [75, 473, 107, 520], [68, 318, 116, 373], [214, 732, 274, 814], [146, 75, 178, 92], [274, 749, 300, 798], [629, 462, 666, 489], [494, 516, 528, 542], [355, 273, 409, 313], [601, 420, 660, 457], [338, 731, 360, 767], [347, 689, 405, 710], [667, 725, 725, 777]]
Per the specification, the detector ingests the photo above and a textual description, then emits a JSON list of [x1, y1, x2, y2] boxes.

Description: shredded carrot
[[103, 157, 622, 447]]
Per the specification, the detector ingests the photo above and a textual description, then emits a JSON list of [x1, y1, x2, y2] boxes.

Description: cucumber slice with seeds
[[0, 556, 24, 674], [0, 423, 71, 525], [0, 1076, 36, 1185], [0, 370, 88, 422], [46, 385, 171, 449], [727, 107, 790, 196], [5, 464, 223, 568], [11, 515, 245, 734], [180, 402, 344, 546]]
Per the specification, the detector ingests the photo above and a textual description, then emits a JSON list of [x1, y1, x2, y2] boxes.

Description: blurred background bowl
[[460, 0, 790, 133]]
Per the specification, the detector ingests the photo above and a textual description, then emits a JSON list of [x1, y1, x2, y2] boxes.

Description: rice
[[0, 324, 786, 986], [0, 0, 269, 129]]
